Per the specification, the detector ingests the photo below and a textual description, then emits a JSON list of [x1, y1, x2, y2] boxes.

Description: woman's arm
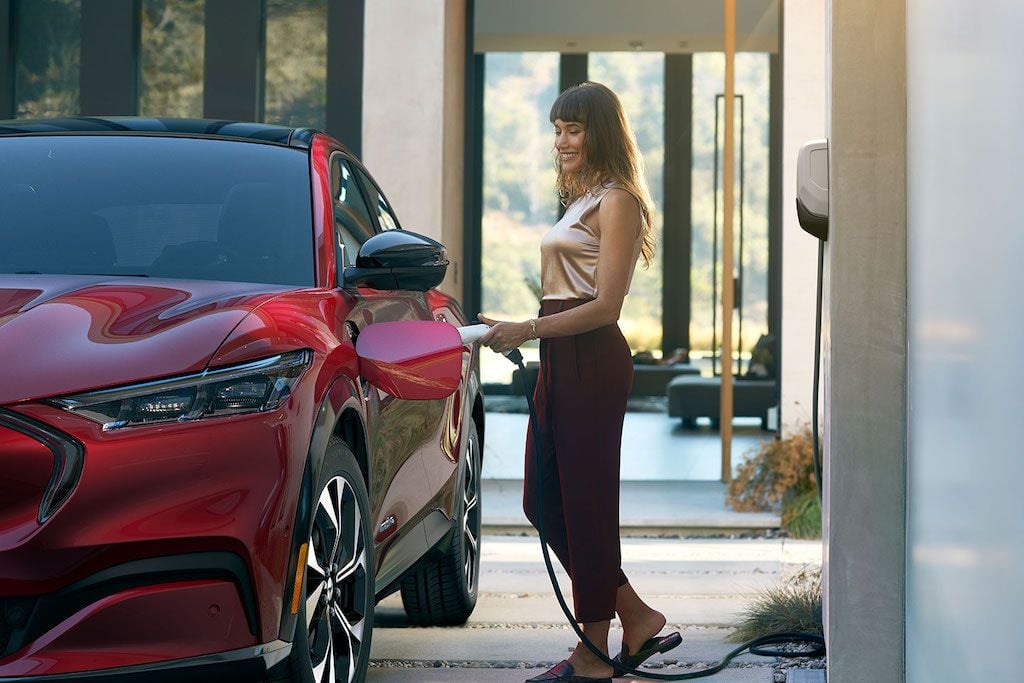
[[478, 189, 641, 354]]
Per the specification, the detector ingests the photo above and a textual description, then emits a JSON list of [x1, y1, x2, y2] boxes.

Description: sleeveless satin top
[[540, 184, 643, 301]]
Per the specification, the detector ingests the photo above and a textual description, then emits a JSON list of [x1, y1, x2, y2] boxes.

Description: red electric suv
[[0, 118, 485, 682]]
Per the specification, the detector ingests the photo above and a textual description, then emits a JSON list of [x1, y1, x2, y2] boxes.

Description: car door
[[353, 166, 471, 543], [329, 153, 445, 578]]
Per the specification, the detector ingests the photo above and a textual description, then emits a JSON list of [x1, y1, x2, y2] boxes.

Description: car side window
[[330, 155, 375, 271], [357, 169, 401, 232]]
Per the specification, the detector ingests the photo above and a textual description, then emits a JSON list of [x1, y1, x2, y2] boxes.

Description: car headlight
[[50, 350, 313, 430]]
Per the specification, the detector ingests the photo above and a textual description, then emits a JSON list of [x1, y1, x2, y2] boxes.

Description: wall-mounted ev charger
[[796, 137, 830, 513], [797, 138, 830, 241]]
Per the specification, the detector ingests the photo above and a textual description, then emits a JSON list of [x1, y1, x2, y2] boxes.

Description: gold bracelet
[[529, 318, 538, 339]]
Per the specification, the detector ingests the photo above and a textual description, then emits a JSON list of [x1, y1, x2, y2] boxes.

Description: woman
[[478, 81, 682, 683]]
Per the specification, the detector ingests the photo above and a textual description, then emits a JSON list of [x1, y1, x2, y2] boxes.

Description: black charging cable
[[811, 240, 825, 500], [503, 347, 825, 679]]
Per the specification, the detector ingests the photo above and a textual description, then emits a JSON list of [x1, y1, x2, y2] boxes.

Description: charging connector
[[459, 323, 492, 345]]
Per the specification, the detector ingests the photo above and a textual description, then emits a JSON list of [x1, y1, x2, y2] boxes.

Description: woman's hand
[[476, 314, 533, 356]]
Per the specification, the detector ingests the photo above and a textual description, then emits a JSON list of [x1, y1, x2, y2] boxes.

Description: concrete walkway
[[369, 535, 825, 682]]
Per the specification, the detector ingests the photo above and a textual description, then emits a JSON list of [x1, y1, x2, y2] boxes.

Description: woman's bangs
[[549, 89, 589, 126]]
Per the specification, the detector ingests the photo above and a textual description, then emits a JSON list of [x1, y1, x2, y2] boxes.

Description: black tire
[[280, 437, 374, 683], [399, 419, 481, 625]]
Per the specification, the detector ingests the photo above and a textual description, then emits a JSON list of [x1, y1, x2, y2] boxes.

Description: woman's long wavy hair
[[550, 81, 657, 268]]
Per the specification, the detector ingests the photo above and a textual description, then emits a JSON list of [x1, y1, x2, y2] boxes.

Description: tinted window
[[357, 169, 400, 231], [0, 136, 314, 286], [331, 156, 375, 269]]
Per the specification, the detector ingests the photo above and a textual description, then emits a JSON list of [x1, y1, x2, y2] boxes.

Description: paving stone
[[369, 623, 767, 666]]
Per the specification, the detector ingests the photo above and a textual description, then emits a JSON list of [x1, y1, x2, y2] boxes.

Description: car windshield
[[0, 135, 314, 286]]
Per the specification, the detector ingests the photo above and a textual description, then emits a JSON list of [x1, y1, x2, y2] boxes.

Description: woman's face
[[553, 118, 585, 173]]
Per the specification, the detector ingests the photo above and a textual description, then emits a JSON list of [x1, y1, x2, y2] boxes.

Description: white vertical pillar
[[362, 0, 466, 297], [780, 0, 827, 435]]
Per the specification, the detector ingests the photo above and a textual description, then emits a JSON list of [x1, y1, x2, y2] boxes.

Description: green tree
[[140, 0, 205, 118], [264, 0, 327, 131], [15, 0, 81, 118]]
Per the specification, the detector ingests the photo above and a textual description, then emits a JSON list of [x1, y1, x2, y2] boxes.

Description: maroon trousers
[[523, 298, 632, 623]]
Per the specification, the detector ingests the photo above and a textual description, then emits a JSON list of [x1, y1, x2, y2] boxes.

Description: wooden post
[[720, 0, 736, 482]]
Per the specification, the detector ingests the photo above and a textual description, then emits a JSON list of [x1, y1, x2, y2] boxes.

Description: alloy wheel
[[461, 430, 481, 595], [305, 475, 369, 683]]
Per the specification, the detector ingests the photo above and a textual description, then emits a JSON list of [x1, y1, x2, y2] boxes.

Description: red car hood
[[0, 275, 296, 405]]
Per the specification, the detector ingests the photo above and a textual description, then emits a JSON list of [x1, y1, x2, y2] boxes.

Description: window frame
[[353, 166, 402, 233], [328, 151, 377, 279]]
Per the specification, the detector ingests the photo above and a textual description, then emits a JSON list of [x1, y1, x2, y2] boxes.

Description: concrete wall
[[905, 1, 1024, 680], [363, 0, 466, 297], [824, 1, 907, 680], [780, 0, 827, 434]]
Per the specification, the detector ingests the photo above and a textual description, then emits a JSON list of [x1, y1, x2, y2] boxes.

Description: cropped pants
[[522, 298, 632, 623]]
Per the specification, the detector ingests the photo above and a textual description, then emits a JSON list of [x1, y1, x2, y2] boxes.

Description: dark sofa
[[667, 334, 778, 429]]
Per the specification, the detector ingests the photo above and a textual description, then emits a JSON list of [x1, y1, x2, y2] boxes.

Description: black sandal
[[525, 659, 613, 682], [611, 631, 683, 676]]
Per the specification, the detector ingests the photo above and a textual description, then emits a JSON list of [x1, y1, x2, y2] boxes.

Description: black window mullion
[[663, 54, 693, 357], [0, 0, 14, 119], [203, 0, 266, 121], [559, 53, 587, 93], [79, 0, 140, 116], [326, 0, 363, 156]]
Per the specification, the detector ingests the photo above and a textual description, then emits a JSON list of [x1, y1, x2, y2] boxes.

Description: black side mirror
[[343, 229, 448, 292]]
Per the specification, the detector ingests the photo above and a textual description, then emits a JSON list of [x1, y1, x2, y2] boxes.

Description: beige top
[[540, 184, 643, 301]]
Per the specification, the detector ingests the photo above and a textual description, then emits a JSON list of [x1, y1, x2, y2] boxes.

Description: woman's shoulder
[[597, 185, 642, 216], [582, 184, 642, 241]]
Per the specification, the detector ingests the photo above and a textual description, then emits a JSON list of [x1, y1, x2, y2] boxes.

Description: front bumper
[[0, 552, 257, 673], [0, 640, 290, 682], [0, 394, 316, 677]]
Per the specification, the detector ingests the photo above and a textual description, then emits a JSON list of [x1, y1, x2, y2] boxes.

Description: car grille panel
[[0, 419, 56, 539]]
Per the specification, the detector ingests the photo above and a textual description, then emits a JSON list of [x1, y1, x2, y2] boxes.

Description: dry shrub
[[729, 565, 823, 642], [727, 426, 817, 513]]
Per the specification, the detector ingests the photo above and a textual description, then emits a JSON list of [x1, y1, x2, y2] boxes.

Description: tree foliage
[[140, 0, 205, 118], [14, 0, 81, 119], [264, 0, 327, 131]]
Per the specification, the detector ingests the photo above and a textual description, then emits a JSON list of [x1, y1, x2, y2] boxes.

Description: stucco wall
[[362, 0, 465, 297], [824, 1, 907, 680]]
